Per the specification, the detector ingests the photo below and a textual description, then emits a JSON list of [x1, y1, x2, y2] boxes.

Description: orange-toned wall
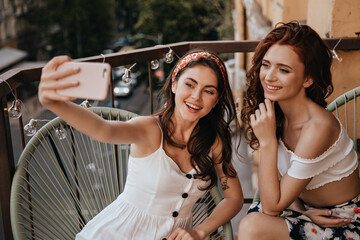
[[257, 0, 308, 26], [308, 0, 360, 139]]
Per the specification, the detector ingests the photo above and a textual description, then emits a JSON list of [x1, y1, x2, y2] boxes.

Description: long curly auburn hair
[[241, 21, 334, 150], [157, 49, 238, 190]]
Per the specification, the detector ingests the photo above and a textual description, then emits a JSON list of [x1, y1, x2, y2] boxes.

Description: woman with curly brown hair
[[238, 22, 360, 239]]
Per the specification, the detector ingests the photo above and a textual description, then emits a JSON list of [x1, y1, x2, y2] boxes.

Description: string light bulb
[[24, 119, 37, 136], [80, 100, 92, 108], [164, 49, 174, 64], [55, 124, 67, 140], [1, 79, 23, 119], [8, 99, 22, 119], [122, 63, 136, 84], [150, 60, 160, 70], [331, 39, 343, 62], [122, 69, 132, 83], [331, 49, 343, 62]]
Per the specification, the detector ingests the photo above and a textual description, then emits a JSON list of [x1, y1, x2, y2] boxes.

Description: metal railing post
[[0, 96, 15, 240]]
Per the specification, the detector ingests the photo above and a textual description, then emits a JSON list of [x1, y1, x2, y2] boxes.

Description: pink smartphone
[[56, 61, 111, 100]]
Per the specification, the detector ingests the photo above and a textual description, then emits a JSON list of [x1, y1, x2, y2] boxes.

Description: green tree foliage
[[20, 0, 116, 59], [132, 0, 234, 45], [126, 0, 234, 89]]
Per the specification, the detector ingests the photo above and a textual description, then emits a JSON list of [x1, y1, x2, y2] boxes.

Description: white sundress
[[75, 127, 208, 240]]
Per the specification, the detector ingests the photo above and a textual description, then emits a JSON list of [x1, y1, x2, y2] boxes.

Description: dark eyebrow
[[187, 78, 218, 89], [262, 59, 294, 70]]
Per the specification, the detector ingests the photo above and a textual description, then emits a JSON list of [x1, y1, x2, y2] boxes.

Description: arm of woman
[[193, 162, 243, 239], [273, 118, 342, 215], [303, 208, 352, 228], [169, 140, 244, 240], [288, 199, 351, 227], [38, 56, 146, 145], [251, 99, 312, 215], [253, 100, 343, 216]]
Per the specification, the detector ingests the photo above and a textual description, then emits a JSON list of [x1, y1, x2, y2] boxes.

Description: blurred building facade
[[0, 0, 38, 48], [0, 0, 42, 72]]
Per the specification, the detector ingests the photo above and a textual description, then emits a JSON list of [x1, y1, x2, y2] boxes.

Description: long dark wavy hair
[[241, 21, 334, 150], [158, 49, 238, 190]]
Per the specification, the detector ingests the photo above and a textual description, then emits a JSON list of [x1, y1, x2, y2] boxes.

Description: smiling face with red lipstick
[[259, 44, 312, 103], [172, 65, 219, 123]]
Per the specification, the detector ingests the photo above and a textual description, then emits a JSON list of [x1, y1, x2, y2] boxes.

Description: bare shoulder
[[127, 115, 161, 137], [128, 116, 162, 156], [128, 115, 158, 126], [295, 110, 340, 159]]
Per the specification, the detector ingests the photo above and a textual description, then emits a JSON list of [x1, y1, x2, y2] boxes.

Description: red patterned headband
[[171, 52, 227, 83]]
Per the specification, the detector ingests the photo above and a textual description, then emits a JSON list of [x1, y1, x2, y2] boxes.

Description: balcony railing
[[1, 38, 360, 239]]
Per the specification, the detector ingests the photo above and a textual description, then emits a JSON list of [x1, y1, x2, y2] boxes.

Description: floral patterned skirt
[[248, 195, 360, 240]]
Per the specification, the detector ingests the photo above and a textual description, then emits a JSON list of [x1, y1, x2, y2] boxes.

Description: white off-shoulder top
[[277, 120, 358, 190]]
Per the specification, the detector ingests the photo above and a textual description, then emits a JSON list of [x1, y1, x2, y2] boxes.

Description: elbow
[[233, 196, 244, 214], [261, 204, 281, 216], [262, 209, 281, 216], [224, 195, 244, 217]]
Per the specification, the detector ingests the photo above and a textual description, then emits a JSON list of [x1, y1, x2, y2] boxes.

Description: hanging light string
[[2, 48, 178, 138], [1, 78, 24, 119], [1, 78, 18, 100], [331, 38, 343, 62], [23, 118, 67, 138], [122, 63, 137, 83], [164, 47, 180, 64], [150, 47, 179, 70], [101, 52, 133, 84], [333, 38, 342, 50], [128, 63, 136, 70], [168, 47, 180, 59], [23, 118, 51, 137], [1, 78, 67, 138], [100, 53, 106, 63], [23, 51, 113, 137]]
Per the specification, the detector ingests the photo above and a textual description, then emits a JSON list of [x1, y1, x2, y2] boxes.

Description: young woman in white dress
[[238, 22, 360, 239], [38, 50, 244, 240]]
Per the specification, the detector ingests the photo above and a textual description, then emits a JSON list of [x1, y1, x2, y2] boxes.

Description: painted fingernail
[[328, 210, 332, 216]]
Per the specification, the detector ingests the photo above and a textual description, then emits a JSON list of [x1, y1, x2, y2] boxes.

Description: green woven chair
[[326, 86, 360, 152], [10, 107, 233, 240], [252, 86, 360, 203]]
